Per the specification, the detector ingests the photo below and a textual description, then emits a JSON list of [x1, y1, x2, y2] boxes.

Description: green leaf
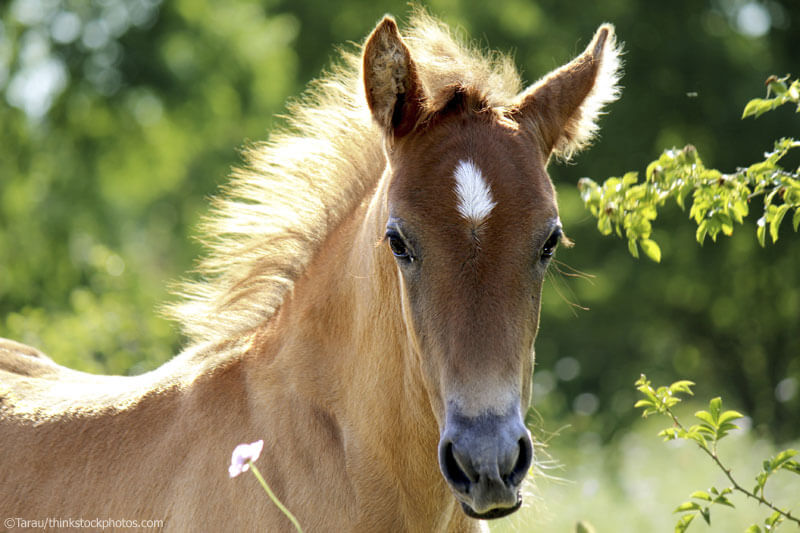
[[645, 161, 660, 181], [696, 219, 709, 245], [742, 99, 760, 118], [789, 82, 800, 101], [659, 428, 681, 440], [675, 513, 695, 533], [597, 214, 613, 235], [690, 490, 712, 501], [694, 410, 716, 428], [625, 184, 647, 202], [635, 378, 659, 404], [675, 501, 702, 513], [770, 449, 798, 470], [745, 525, 762, 533], [770, 204, 790, 242], [717, 410, 744, 425], [742, 98, 774, 118], [628, 238, 639, 258], [716, 422, 739, 439], [765, 510, 783, 527], [634, 399, 654, 410], [712, 494, 734, 508], [709, 397, 722, 423], [668, 380, 695, 397], [732, 199, 748, 223], [757, 216, 767, 247], [717, 211, 734, 236], [688, 431, 709, 450], [640, 238, 662, 262], [663, 395, 681, 409], [768, 79, 788, 96], [699, 507, 711, 525], [695, 425, 716, 438], [765, 187, 782, 208], [676, 184, 689, 209], [754, 471, 769, 493], [622, 171, 639, 185], [782, 459, 800, 475]]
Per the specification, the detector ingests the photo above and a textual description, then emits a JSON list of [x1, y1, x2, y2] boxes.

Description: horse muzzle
[[437, 405, 533, 519]]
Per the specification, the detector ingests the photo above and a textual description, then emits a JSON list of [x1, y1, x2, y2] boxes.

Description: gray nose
[[438, 407, 533, 519]]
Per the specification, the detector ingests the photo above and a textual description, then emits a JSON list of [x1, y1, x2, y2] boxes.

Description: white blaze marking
[[453, 159, 496, 225]]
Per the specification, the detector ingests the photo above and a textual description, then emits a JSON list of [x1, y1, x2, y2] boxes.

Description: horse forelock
[[166, 10, 528, 347]]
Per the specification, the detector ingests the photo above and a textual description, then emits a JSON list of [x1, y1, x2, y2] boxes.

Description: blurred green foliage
[[1, 0, 798, 442]]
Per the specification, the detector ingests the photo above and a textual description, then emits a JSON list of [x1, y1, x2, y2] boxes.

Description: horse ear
[[516, 24, 622, 160], [362, 16, 426, 138]]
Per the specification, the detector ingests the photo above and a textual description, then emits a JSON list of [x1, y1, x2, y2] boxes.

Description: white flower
[[228, 440, 264, 478]]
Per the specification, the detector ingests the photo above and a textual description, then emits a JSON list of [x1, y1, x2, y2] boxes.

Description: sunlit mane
[[167, 12, 528, 344]]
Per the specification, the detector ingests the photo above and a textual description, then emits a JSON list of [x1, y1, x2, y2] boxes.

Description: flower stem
[[249, 462, 304, 532]]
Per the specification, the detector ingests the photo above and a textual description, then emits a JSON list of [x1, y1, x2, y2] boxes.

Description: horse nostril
[[505, 437, 533, 488], [439, 441, 473, 493]]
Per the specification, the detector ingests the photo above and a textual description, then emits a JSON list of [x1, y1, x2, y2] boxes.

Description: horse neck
[[313, 166, 439, 445], [243, 166, 451, 524], [343, 169, 439, 439]]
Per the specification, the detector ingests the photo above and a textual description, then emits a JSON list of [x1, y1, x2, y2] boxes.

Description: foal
[[0, 13, 620, 532]]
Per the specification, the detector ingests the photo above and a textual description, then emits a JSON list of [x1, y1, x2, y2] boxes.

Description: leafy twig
[[579, 76, 800, 261], [635, 375, 800, 532]]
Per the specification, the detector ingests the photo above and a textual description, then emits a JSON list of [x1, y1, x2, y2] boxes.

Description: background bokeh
[[1, 1, 798, 527]]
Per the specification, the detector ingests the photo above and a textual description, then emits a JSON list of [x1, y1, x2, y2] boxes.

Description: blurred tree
[[0, 0, 797, 440], [0, 0, 300, 373], [526, 0, 800, 444]]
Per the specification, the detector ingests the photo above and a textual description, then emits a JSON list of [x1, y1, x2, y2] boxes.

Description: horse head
[[362, 17, 620, 519]]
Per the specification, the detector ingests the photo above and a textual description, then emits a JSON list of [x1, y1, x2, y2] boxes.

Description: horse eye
[[387, 233, 412, 261], [541, 228, 562, 260]]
